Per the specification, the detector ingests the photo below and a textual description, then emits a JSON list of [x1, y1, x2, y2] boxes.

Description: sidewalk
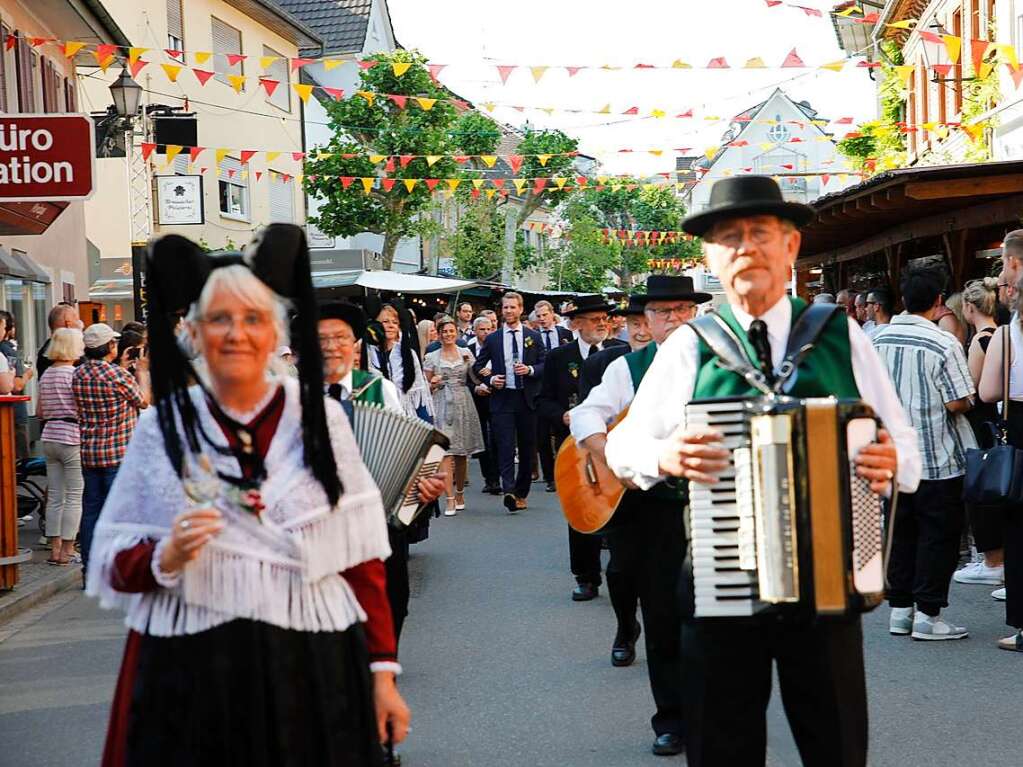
[[0, 510, 82, 627]]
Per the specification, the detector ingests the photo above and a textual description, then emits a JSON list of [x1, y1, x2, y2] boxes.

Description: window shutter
[[211, 18, 242, 85], [173, 154, 189, 174], [41, 59, 53, 112], [15, 34, 36, 112], [64, 76, 76, 112], [167, 0, 184, 45], [268, 173, 294, 223], [0, 24, 8, 112], [262, 46, 289, 111], [219, 154, 243, 178]]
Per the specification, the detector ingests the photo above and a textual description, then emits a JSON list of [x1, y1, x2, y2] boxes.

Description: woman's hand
[[374, 671, 411, 745], [855, 428, 898, 495], [159, 508, 224, 574]]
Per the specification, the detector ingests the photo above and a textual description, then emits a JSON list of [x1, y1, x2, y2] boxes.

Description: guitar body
[[555, 409, 628, 533]]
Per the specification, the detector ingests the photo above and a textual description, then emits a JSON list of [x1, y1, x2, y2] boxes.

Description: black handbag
[[963, 327, 1023, 504]]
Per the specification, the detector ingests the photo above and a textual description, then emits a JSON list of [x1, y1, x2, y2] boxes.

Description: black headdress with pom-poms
[[145, 224, 341, 507]]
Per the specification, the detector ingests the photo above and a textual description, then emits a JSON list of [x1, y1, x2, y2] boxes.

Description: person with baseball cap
[[72, 323, 150, 580]]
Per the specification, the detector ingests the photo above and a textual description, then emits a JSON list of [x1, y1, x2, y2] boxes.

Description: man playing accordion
[[605, 177, 922, 767]]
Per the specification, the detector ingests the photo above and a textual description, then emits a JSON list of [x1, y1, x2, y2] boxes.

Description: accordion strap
[[689, 314, 773, 395], [776, 303, 841, 394]]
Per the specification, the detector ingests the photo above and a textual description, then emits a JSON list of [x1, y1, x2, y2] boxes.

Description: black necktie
[[588, 344, 599, 358], [544, 330, 553, 351], [747, 320, 775, 384], [510, 330, 522, 388], [327, 383, 348, 401]]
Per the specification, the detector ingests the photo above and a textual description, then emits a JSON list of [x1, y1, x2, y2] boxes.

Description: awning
[[89, 277, 132, 300], [354, 270, 489, 295], [0, 201, 69, 236], [0, 246, 51, 283], [312, 270, 362, 289]]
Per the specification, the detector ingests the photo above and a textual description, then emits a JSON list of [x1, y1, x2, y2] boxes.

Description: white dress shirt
[[570, 355, 635, 443], [605, 296, 922, 494], [502, 324, 524, 388], [577, 337, 604, 360], [539, 326, 559, 352]]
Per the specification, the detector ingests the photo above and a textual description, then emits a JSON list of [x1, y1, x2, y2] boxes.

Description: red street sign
[[0, 113, 95, 202]]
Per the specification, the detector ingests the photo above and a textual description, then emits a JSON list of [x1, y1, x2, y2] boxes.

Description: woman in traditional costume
[[365, 300, 435, 423], [87, 225, 408, 766]]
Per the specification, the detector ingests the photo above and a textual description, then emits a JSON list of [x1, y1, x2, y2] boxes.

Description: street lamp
[[109, 68, 142, 118]]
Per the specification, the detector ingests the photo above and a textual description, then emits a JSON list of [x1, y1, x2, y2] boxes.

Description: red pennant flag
[[192, 69, 215, 86], [5, 34, 16, 51], [130, 59, 148, 78], [96, 43, 117, 60], [165, 48, 184, 60], [227, 169, 236, 178], [533, 179, 548, 192], [857, 11, 879, 23], [28, 36, 51, 47], [452, 99, 471, 111], [357, 59, 378, 70], [971, 39, 989, 75], [918, 30, 943, 43], [199, 167, 208, 174], [428, 64, 446, 82], [389, 94, 407, 109], [634, 63, 655, 69], [291, 58, 314, 72], [856, 61, 882, 68], [576, 176, 588, 186], [259, 78, 279, 97], [399, 155, 414, 168], [765, 0, 782, 6], [425, 179, 440, 191], [780, 164, 794, 170], [453, 155, 469, 164], [281, 174, 291, 183], [793, 4, 822, 16], [226, 53, 246, 67], [292, 152, 305, 161], [781, 48, 804, 68], [676, 109, 693, 118], [341, 153, 357, 159], [622, 106, 639, 115], [141, 143, 157, 161], [932, 63, 953, 77], [507, 155, 524, 173], [189, 146, 205, 162], [566, 66, 583, 77], [707, 57, 729, 69], [341, 177, 354, 189], [381, 179, 396, 192], [322, 87, 345, 101], [471, 188, 481, 199], [497, 65, 516, 84], [383, 158, 396, 173], [1009, 63, 1023, 89], [821, 174, 830, 185], [240, 150, 256, 164], [255, 171, 263, 182], [833, 116, 854, 124], [492, 179, 505, 189]]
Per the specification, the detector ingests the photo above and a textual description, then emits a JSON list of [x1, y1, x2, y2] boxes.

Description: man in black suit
[[472, 291, 547, 513], [534, 299, 574, 492], [538, 293, 628, 601], [467, 314, 501, 494]]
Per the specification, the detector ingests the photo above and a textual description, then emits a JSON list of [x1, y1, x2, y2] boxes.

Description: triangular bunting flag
[[392, 62, 411, 77], [425, 179, 440, 191], [507, 155, 523, 173], [322, 87, 345, 101], [369, 154, 386, 164], [492, 179, 506, 190], [415, 97, 436, 110], [918, 31, 943, 44], [189, 146, 205, 163], [141, 143, 157, 161], [485, 189, 497, 200], [819, 60, 846, 72], [291, 58, 314, 72], [533, 179, 548, 192], [226, 53, 246, 67], [707, 57, 729, 69], [497, 65, 516, 84], [341, 177, 354, 189], [192, 69, 215, 86], [292, 152, 305, 161], [361, 178, 375, 194], [293, 83, 314, 103], [554, 177, 567, 189], [426, 155, 441, 166], [530, 66, 548, 82], [512, 179, 527, 194], [567, 66, 583, 77], [942, 35, 962, 64], [323, 59, 342, 71], [1008, 62, 1023, 89], [537, 154, 552, 166], [962, 123, 985, 142], [357, 60, 378, 70], [744, 57, 767, 68], [389, 94, 407, 109], [259, 78, 280, 97], [971, 39, 991, 76], [161, 63, 182, 82], [63, 41, 86, 58], [165, 48, 184, 60], [932, 63, 952, 78], [781, 48, 804, 68], [428, 64, 446, 82], [193, 51, 212, 66], [381, 179, 396, 192], [130, 59, 149, 79], [472, 179, 486, 190], [216, 149, 229, 165], [480, 156, 498, 168], [998, 43, 1020, 71], [227, 74, 245, 93], [893, 65, 914, 87], [398, 155, 413, 168], [671, 59, 691, 69], [240, 150, 257, 164], [447, 179, 461, 191], [255, 171, 263, 182], [165, 145, 183, 164], [260, 55, 279, 69]]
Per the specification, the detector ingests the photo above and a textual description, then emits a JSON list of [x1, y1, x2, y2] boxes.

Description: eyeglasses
[[999, 283, 1010, 290], [199, 310, 274, 334], [645, 304, 696, 319], [318, 333, 355, 348], [706, 223, 785, 249]]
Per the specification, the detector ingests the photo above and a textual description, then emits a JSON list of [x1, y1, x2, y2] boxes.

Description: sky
[[387, 0, 879, 177]]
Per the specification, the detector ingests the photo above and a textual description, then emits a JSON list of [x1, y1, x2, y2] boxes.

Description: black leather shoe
[[483, 483, 501, 495], [572, 583, 598, 601], [545, 481, 556, 492], [651, 734, 683, 756], [611, 621, 641, 666], [503, 493, 519, 513]]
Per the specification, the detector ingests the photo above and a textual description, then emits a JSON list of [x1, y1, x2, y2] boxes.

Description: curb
[[0, 565, 82, 627]]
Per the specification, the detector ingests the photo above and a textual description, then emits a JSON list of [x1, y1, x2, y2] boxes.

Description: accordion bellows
[[686, 396, 885, 619], [350, 402, 449, 527]]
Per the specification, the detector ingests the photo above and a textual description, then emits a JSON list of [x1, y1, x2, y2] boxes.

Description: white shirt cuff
[[151, 537, 183, 589], [370, 661, 403, 675]]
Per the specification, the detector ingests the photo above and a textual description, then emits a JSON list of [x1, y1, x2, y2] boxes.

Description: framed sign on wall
[[155, 175, 204, 225]]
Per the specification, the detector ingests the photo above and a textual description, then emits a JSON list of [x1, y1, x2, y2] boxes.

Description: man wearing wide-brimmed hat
[[538, 293, 628, 602], [604, 177, 922, 766]]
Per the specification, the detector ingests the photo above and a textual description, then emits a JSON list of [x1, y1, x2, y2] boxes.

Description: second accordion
[[686, 396, 885, 619], [350, 401, 449, 528]]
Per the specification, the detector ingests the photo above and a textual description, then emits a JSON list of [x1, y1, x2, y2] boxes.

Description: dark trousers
[[385, 526, 410, 647], [969, 503, 1005, 553], [81, 465, 120, 574], [1005, 506, 1023, 629], [605, 500, 685, 737], [552, 426, 602, 585], [681, 616, 867, 767], [473, 397, 499, 487], [536, 415, 559, 483], [886, 476, 965, 616], [490, 390, 536, 498]]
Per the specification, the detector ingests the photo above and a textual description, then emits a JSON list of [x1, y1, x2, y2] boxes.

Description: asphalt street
[[0, 466, 1020, 767]]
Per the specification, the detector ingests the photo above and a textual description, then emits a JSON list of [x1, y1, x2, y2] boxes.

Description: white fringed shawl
[[86, 377, 391, 637]]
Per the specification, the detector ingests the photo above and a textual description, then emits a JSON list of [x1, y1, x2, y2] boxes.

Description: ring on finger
[[180, 520, 191, 530]]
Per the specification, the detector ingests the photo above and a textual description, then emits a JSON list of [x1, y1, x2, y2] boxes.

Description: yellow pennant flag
[[215, 168, 221, 177], [193, 51, 212, 66], [836, 5, 861, 16], [744, 57, 766, 69], [485, 189, 497, 200], [598, 104, 611, 114], [537, 154, 552, 166], [540, 107, 555, 115], [369, 154, 386, 164], [759, 142, 776, 151], [480, 156, 498, 168], [921, 121, 937, 132], [597, 176, 609, 185], [392, 62, 412, 77], [648, 149, 664, 156], [886, 20, 916, 29], [216, 149, 229, 165], [161, 63, 182, 82], [426, 155, 442, 166], [317, 152, 334, 161], [265, 151, 280, 162], [671, 59, 691, 69], [530, 66, 548, 82], [942, 36, 962, 65], [240, 170, 249, 181], [63, 41, 86, 58], [893, 65, 914, 88], [704, 147, 719, 160], [554, 177, 567, 189], [447, 179, 461, 191], [979, 61, 995, 79], [324, 59, 342, 71], [357, 91, 376, 106], [819, 60, 846, 72], [415, 97, 437, 110], [97, 55, 115, 73], [513, 178, 527, 194], [404, 179, 418, 192], [260, 55, 280, 70], [165, 145, 183, 164], [481, 102, 496, 112], [763, 118, 778, 125], [998, 43, 1020, 71], [227, 74, 245, 93], [294, 83, 315, 103], [295, 174, 304, 183], [129, 47, 149, 65], [361, 177, 375, 194], [650, 109, 666, 118], [470, 179, 485, 191]]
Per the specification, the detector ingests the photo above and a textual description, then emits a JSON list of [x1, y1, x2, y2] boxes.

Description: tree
[[303, 51, 501, 269], [440, 198, 542, 280]]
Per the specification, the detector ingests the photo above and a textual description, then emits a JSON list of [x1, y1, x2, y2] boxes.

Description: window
[[14, 34, 36, 112], [908, 90, 917, 155], [262, 45, 290, 111], [64, 77, 76, 112], [211, 17, 243, 88], [218, 156, 249, 219], [918, 61, 929, 143], [268, 171, 295, 223], [41, 58, 59, 113], [167, 0, 184, 51]]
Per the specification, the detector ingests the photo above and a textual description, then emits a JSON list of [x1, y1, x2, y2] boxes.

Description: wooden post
[[0, 396, 30, 590]]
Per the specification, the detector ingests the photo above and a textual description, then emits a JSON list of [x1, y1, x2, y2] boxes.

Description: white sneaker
[[992, 587, 1007, 601], [889, 606, 914, 635], [911, 613, 969, 641], [953, 561, 1004, 585]]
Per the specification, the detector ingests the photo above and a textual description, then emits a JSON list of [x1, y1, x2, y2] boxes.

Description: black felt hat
[[681, 176, 815, 237], [611, 295, 646, 316], [319, 301, 367, 339], [563, 293, 617, 317], [636, 275, 712, 305]]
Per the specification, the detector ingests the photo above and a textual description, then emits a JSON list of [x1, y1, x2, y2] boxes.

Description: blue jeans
[[81, 466, 120, 574]]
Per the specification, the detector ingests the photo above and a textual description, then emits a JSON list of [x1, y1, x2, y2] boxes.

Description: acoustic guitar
[[555, 408, 629, 533]]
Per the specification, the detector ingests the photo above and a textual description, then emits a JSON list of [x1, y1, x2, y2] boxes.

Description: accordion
[[351, 402, 449, 528], [685, 396, 885, 619]]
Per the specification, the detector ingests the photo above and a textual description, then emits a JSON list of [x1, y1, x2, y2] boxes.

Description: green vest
[[351, 368, 385, 405], [692, 296, 860, 401]]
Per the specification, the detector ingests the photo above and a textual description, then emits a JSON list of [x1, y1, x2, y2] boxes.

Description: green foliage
[[837, 40, 906, 173], [302, 50, 502, 268], [549, 213, 617, 292], [960, 62, 1001, 162], [441, 199, 505, 279], [510, 129, 579, 222]]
